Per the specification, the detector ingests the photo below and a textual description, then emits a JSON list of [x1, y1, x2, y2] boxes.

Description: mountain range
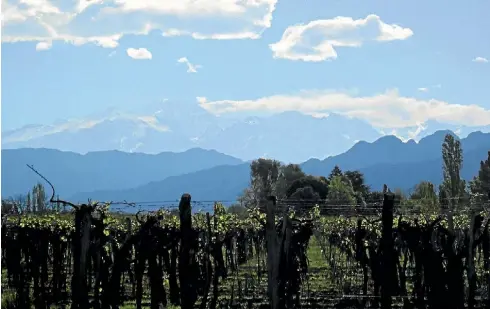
[[2, 130, 489, 209], [1, 148, 243, 199], [3, 100, 490, 163]]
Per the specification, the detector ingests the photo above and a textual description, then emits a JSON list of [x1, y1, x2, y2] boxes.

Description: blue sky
[[2, 0, 489, 131]]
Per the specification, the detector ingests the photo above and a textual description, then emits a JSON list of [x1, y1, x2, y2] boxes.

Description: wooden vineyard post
[[265, 196, 279, 309], [71, 204, 93, 309], [199, 212, 213, 309], [264, 196, 292, 309], [467, 212, 479, 309], [380, 192, 396, 309], [179, 193, 198, 309]]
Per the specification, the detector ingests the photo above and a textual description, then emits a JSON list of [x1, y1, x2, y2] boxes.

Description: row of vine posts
[[262, 191, 490, 309], [2, 187, 490, 309], [2, 191, 266, 309], [261, 193, 400, 309]]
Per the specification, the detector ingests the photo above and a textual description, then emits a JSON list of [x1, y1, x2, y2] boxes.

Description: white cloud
[[36, 41, 52, 51], [1, 0, 277, 50], [177, 57, 202, 73], [269, 14, 413, 62], [473, 57, 488, 63], [126, 48, 152, 60], [196, 89, 490, 128], [162, 29, 261, 40], [417, 84, 442, 93], [196, 97, 207, 104], [307, 112, 330, 118]]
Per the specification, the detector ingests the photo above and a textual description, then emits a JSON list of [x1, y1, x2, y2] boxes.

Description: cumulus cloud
[[269, 14, 413, 62], [473, 57, 488, 63], [196, 89, 490, 128], [1, 0, 277, 50], [177, 57, 202, 73], [36, 41, 52, 51], [126, 48, 152, 60]]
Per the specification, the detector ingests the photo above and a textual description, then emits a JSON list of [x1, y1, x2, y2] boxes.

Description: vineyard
[[1, 192, 489, 309]]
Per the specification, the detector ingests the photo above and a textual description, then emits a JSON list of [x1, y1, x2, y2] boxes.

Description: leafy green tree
[[250, 158, 281, 202], [327, 176, 356, 206], [439, 134, 467, 211], [409, 181, 439, 212], [227, 204, 249, 219], [1, 200, 17, 214], [469, 151, 490, 204], [275, 164, 306, 199], [411, 181, 437, 200], [344, 170, 370, 197], [1, 194, 27, 214], [328, 165, 343, 181], [364, 190, 384, 204], [26, 192, 32, 213], [32, 185, 38, 213], [289, 186, 321, 201], [238, 188, 256, 209], [286, 176, 329, 199], [32, 182, 47, 213]]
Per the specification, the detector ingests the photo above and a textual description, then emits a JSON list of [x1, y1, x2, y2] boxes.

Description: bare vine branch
[[26, 164, 79, 210], [136, 210, 147, 224]]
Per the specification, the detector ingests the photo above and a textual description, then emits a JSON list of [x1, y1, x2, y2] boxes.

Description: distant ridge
[[66, 130, 490, 205], [1, 147, 243, 198]]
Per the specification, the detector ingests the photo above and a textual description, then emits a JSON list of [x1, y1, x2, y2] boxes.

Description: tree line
[[1, 182, 64, 214], [235, 134, 490, 214]]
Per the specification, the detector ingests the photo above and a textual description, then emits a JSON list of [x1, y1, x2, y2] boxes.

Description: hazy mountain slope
[[359, 147, 488, 192], [302, 131, 490, 177], [5, 97, 490, 163], [69, 146, 489, 205], [2, 118, 193, 154], [2, 109, 383, 162], [197, 112, 382, 162], [68, 131, 490, 204], [1, 148, 243, 198], [69, 163, 251, 204]]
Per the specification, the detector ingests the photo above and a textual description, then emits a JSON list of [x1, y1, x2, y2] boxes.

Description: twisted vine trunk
[[199, 213, 213, 309], [164, 241, 180, 305], [71, 205, 93, 309], [148, 249, 166, 309], [179, 193, 198, 309], [380, 193, 397, 309], [105, 235, 132, 309]]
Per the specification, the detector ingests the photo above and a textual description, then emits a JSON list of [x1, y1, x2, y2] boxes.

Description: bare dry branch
[[26, 164, 79, 210], [123, 200, 137, 207]]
